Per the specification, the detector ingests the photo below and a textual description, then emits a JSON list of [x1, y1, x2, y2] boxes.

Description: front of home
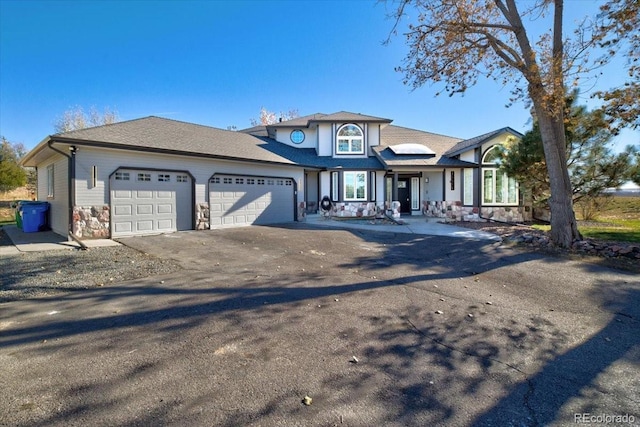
[[20, 111, 530, 240]]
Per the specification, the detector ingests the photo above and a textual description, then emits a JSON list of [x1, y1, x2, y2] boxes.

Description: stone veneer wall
[[323, 202, 383, 218], [196, 203, 210, 230], [422, 201, 531, 223], [73, 205, 110, 239]]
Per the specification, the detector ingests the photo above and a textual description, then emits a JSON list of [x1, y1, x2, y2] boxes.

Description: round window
[[290, 129, 305, 144]]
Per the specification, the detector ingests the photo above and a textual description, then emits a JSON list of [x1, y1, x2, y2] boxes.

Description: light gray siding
[[73, 147, 305, 212], [37, 153, 68, 236]]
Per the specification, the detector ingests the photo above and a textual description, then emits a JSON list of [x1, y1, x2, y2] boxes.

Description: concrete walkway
[[304, 214, 501, 241], [0, 225, 120, 255]]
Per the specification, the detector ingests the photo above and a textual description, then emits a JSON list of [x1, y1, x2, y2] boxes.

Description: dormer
[[264, 111, 392, 157]]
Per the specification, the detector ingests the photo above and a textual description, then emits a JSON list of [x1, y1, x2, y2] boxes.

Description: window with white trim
[[47, 164, 54, 198], [343, 171, 367, 201], [331, 172, 339, 202], [336, 124, 364, 154], [482, 145, 518, 205], [463, 169, 473, 205]]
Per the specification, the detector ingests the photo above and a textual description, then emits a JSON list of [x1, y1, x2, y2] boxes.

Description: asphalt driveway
[[1, 223, 639, 427]]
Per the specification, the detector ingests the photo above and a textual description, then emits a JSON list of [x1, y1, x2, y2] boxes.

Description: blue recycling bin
[[20, 201, 50, 233]]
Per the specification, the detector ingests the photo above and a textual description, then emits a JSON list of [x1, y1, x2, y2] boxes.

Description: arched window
[[336, 124, 364, 154], [482, 145, 518, 205], [482, 145, 502, 164]]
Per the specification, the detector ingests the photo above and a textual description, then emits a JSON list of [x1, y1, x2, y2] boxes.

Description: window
[[343, 171, 367, 201], [158, 174, 171, 182], [336, 124, 364, 154], [482, 146, 518, 205], [411, 177, 419, 210], [137, 173, 151, 182], [47, 165, 54, 198], [463, 169, 473, 205], [115, 171, 130, 181]]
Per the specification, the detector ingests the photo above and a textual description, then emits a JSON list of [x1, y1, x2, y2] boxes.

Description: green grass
[[532, 197, 640, 243]]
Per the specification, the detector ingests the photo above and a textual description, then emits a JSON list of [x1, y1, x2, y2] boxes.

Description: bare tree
[[387, 0, 632, 247], [250, 107, 299, 126], [54, 105, 119, 133]]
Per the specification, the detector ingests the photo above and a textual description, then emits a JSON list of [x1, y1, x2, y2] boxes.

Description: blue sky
[[1, 0, 638, 152]]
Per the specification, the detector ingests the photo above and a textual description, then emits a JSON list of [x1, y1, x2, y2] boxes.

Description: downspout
[[47, 141, 88, 250]]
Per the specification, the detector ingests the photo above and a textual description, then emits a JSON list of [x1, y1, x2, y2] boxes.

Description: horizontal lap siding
[[37, 154, 69, 236], [73, 147, 305, 208]]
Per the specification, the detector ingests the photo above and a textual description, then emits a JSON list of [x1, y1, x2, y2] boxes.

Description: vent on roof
[[389, 143, 435, 155]]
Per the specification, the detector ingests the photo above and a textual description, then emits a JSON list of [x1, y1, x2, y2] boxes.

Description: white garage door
[[110, 169, 192, 237], [209, 174, 294, 228]]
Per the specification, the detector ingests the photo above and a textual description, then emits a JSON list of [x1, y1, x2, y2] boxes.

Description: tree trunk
[[535, 108, 582, 247]]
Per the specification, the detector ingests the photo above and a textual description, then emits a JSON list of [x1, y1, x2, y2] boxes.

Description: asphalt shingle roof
[[375, 125, 472, 167], [25, 115, 509, 171], [444, 127, 523, 157], [48, 116, 310, 166], [36, 116, 383, 170]]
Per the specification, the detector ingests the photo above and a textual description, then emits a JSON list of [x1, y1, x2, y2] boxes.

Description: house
[[20, 112, 530, 240]]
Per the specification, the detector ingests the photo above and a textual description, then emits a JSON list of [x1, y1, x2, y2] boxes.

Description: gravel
[[0, 228, 182, 303]]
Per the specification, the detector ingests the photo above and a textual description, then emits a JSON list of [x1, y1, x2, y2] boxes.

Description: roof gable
[[444, 127, 523, 157]]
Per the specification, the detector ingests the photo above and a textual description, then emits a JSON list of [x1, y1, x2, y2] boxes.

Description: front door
[[397, 179, 411, 213]]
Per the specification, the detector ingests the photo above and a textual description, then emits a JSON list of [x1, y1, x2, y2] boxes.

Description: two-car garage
[[110, 169, 296, 237]]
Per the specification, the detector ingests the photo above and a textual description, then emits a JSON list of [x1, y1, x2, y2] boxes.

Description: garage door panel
[[114, 205, 132, 215], [137, 204, 153, 215], [209, 174, 294, 229], [136, 221, 153, 231], [114, 222, 132, 233], [113, 190, 132, 199], [157, 219, 173, 230], [157, 204, 173, 214]]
